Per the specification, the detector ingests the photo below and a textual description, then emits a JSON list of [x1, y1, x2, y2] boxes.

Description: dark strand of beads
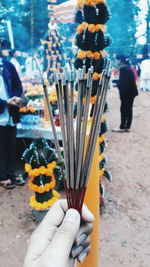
[[75, 3, 110, 24], [76, 32, 111, 52]]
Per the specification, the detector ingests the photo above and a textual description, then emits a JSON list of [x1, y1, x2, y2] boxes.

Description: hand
[[7, 96, 22, 107], [23, 200, 94, 267]]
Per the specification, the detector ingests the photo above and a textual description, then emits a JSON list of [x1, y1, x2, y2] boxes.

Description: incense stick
[[36, 56, 112, 212]]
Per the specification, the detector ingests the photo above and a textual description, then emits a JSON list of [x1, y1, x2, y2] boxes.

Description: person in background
[[112, 55, 138, 132], [10, 49, 21, 76], [0, 40, 10, 60], [24, 200, 94, 267], [0, 41, 25, 189]]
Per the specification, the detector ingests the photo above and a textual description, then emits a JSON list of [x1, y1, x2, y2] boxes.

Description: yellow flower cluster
[[98, 134, 105, 144], [30, 190, 60, 211], [25, 161, 56, 179], [77, 22, 106, 34], [99, 167, 105, 178], [99, 153, 104, 162], [77, 50, 107, 60], [25, 161, 57, 193], [78, 0, 106, 8], [28, 174, 56, 193], [101, 115, 105, 123]]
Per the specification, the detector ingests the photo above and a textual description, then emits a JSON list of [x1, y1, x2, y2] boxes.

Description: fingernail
[[64, 209, 79, 223], [76, 234, 87, 246], [72, 245, 83, 258], [83, 205, 95, 221], [78, 252, 87, 263]]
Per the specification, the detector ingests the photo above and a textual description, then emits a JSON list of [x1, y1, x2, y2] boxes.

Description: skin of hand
[[7, 96, 22, 107], [23, 200, 95, 267]]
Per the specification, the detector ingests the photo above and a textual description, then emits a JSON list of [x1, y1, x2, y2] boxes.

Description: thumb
[[45, 209, 81, 263]]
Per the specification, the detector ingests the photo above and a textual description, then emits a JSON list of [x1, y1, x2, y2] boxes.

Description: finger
[[71, 236, 91, 258], [44, 209, 81, 264], [81, 204, 95, 223], [75, 223, 93, 245], [77, 245, 91, 263]]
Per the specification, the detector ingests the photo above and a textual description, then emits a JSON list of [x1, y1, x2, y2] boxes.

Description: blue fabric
[[0, 58, 23, 123]]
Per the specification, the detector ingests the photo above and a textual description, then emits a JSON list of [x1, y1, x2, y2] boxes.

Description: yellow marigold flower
[[33, 168, 40, 177], [101, 115, 105, 122], [39, 166, 47, 175], [29, 170, 36, 178], [25, 163, 32, 173], [53, 190, 60, 198]]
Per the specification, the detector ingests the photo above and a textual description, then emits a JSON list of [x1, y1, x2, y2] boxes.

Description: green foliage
[[0, 0, 48, 50], [107, 0, 141, 56]]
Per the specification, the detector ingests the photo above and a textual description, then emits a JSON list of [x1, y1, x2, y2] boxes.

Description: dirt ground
[[0, 87, 150, 267]]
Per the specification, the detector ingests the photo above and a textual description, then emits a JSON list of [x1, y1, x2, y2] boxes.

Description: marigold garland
[[77, 50, 106, 60], [99, 134, 105, 144], [28, 174, 56, 193], [30, 190, 60, 211], [99, 167, 105, 178], [78, 0, 106, 8], [25, 161, 57, 179], [99, 153, 104, 162]]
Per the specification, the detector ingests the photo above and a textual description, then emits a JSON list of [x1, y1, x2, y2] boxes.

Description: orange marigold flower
[[45, 183, 50, 192], [88, 24, 95, 33], [77, 25, 83, 34], [93, 72, 100, 80], [77, 50, 86, 60], [86, 51, 93, 58], [38, 186, 45, 193], [93, 52, 101, 60], [19, 106, 27, 113], [28, 106, 35, 113]]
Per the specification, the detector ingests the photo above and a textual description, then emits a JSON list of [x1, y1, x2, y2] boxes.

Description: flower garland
[[30, 190, 60, 211], [77, 50, 106, 60], [77, 22, 106, 34], [28, 174, 56, 193], [99, 134, 105, 144], [99, 153, 104, 162], [78, 0, 106, 8], [99, 167, 105, 178], [20, 106, 36, 113], [25, 161, 56, 179], [25, 161, 57, 193]]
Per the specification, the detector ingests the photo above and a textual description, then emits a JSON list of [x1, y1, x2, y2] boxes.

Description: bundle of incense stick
[[35, 57, 112, 212]]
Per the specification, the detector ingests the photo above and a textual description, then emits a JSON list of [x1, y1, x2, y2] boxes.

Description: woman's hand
[[23, 200, 94, 267]]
